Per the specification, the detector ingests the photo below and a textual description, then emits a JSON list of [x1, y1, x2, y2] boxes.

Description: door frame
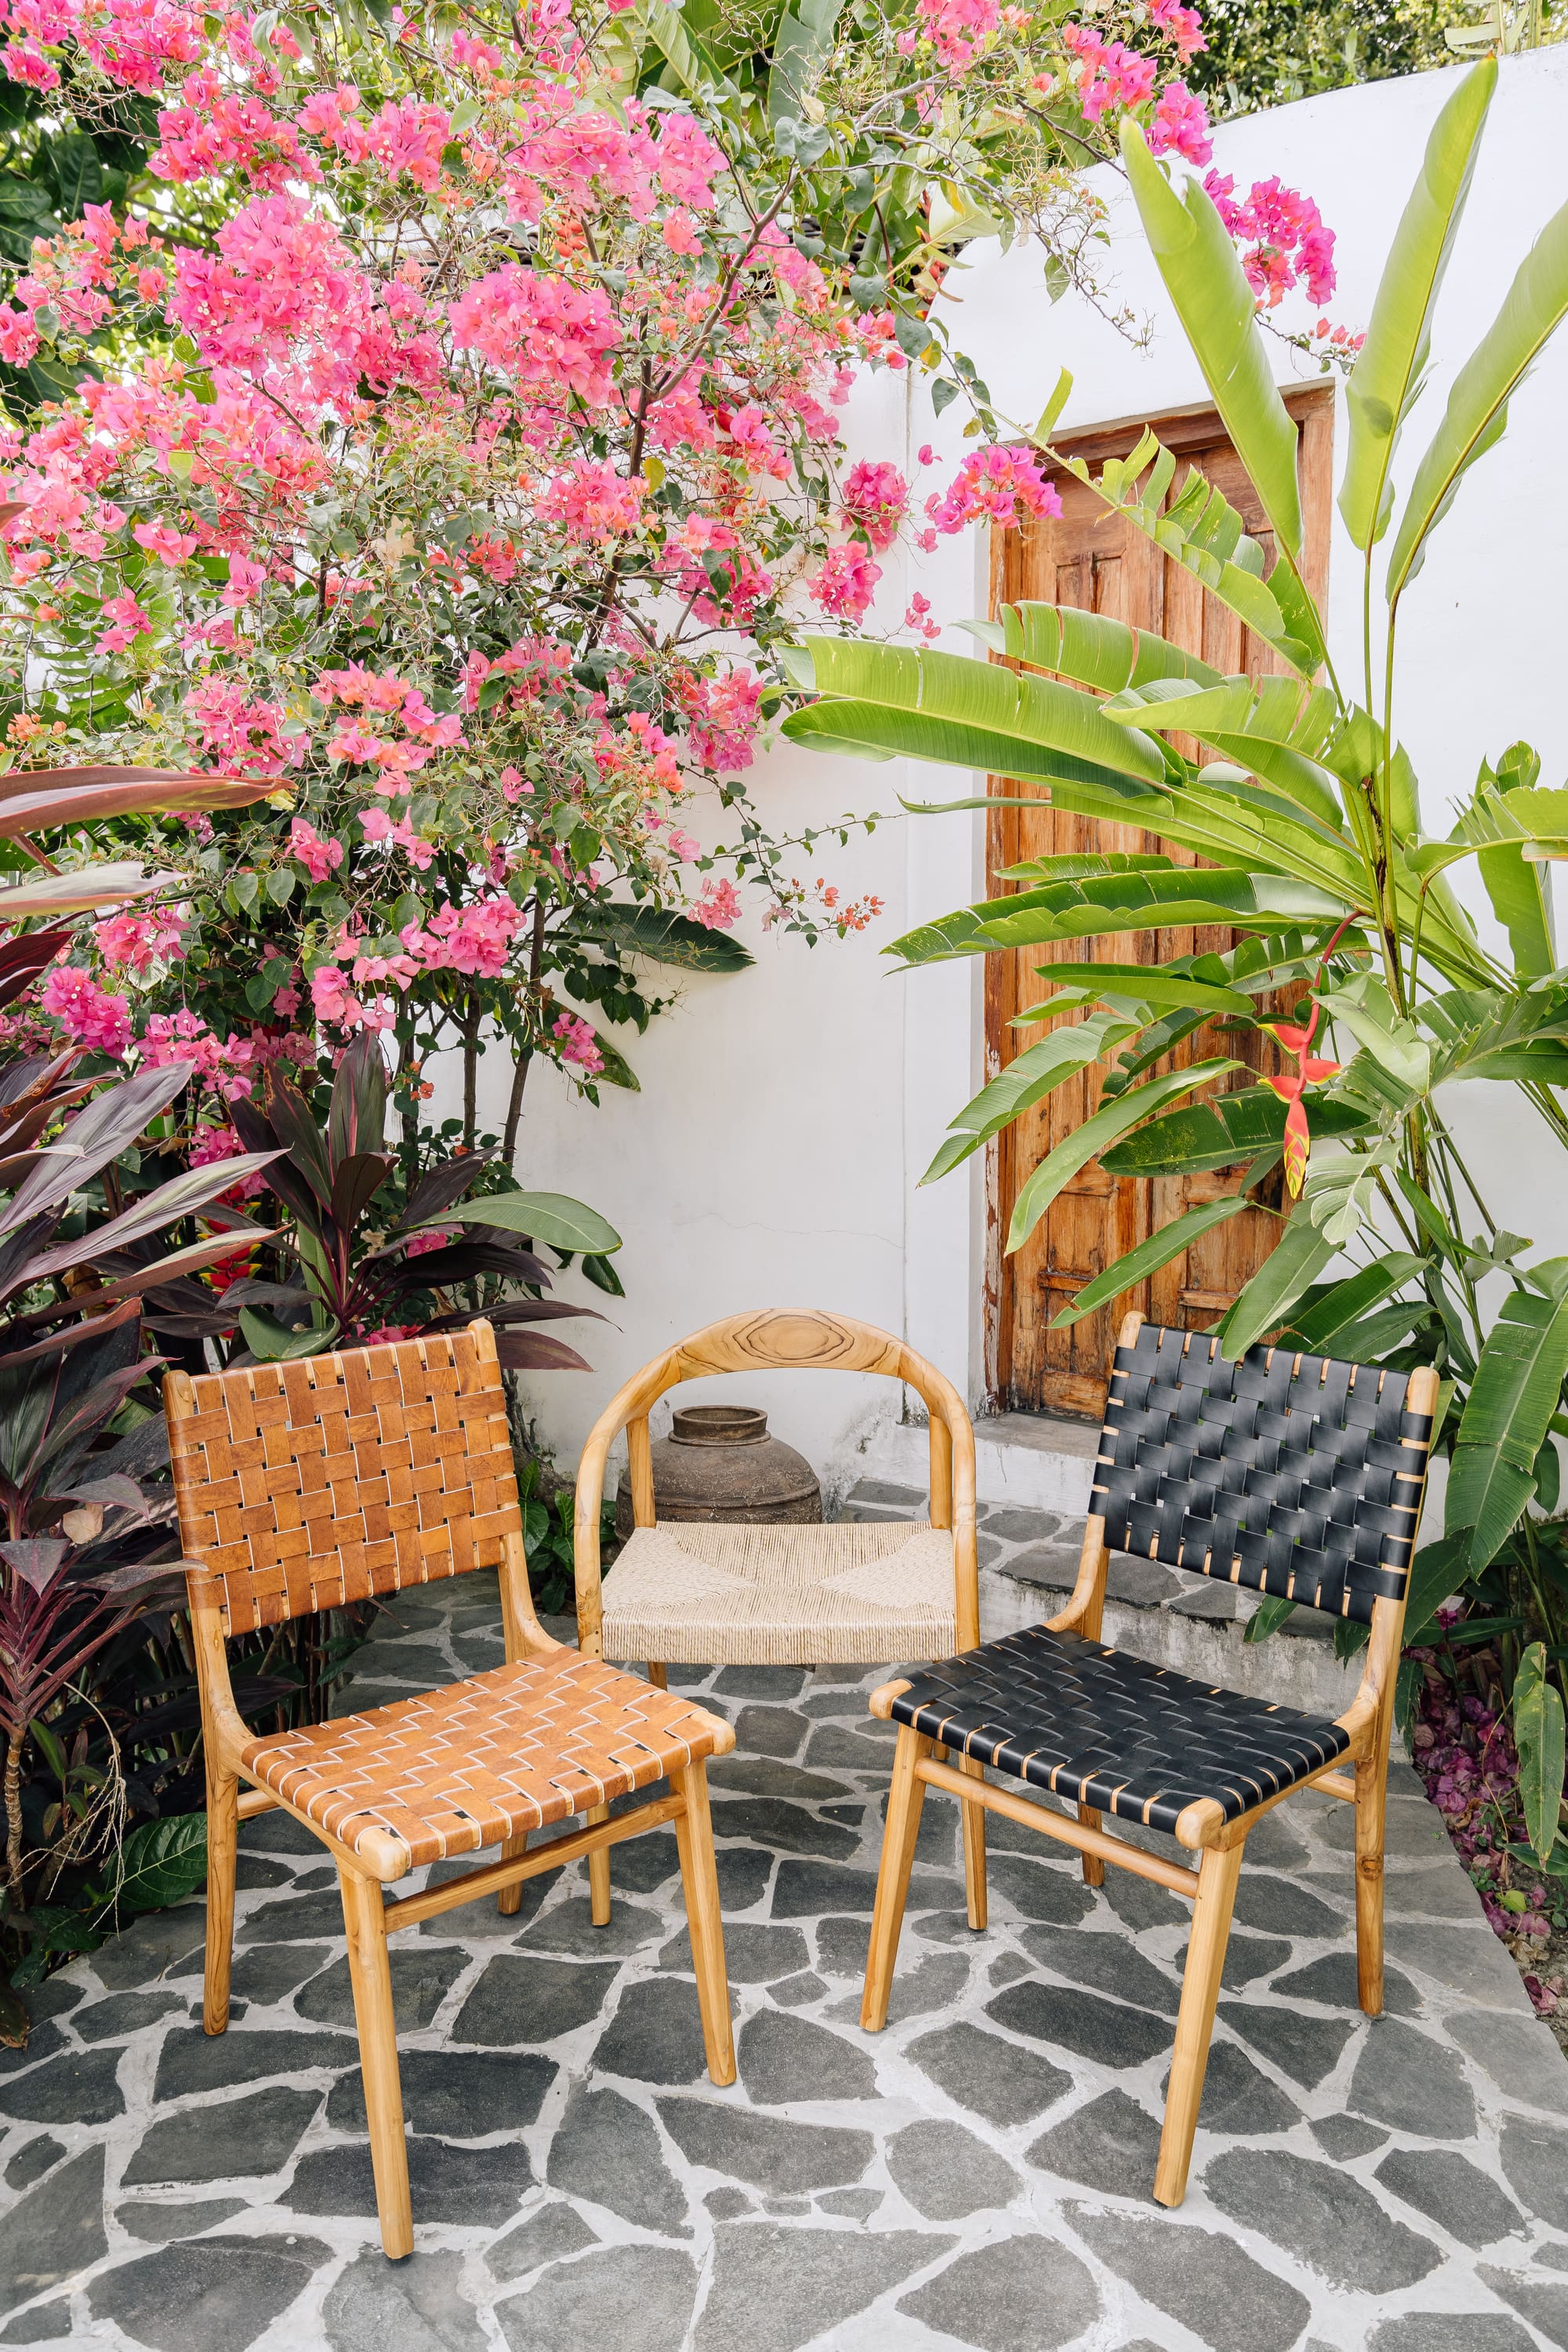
[[981, 383, 1336, 1419]]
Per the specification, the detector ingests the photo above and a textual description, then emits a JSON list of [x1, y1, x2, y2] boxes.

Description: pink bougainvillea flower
[[808, 543, 882, 621]]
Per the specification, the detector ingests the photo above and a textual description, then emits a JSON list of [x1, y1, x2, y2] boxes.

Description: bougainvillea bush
[[0, 0, 1339, 1187]]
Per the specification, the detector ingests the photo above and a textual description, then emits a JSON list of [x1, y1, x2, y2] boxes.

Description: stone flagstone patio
[[4, 1530, 1568, 2351]]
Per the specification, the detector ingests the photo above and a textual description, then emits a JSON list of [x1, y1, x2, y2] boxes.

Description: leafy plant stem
[[4, 1734, 23, 1913]]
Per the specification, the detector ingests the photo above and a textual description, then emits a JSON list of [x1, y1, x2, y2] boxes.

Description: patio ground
[[4, 1514, 1568, 2352]]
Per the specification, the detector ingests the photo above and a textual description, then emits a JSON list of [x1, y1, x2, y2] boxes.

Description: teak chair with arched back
[[574, 1308, 985, 1926], [167, 1321, 736, 2262]]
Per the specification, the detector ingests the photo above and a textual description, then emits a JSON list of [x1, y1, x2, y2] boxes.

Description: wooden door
[[986, 388, 1334, 1420]]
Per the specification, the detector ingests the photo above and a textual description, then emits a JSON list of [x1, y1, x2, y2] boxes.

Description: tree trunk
[[503, 1049, 532, 1172], [461, 994, 482, 1152]]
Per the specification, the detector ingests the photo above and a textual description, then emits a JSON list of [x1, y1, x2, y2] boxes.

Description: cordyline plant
[[222, 1031, 617, 1366], [0, 0, 1346, 1184], [786, 56, 1568, 1865]]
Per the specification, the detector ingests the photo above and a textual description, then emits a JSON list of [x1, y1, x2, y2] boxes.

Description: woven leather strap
[[1093, 1323, 1432, 1626], [169, 1327, 522, 1635]]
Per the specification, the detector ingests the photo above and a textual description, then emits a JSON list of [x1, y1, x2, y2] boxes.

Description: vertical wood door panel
[[986, 389, 1334, 1420]]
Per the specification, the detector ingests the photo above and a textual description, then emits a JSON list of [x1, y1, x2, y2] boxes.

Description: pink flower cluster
[[839, 460, 908, 552], [690, 877, 742, 931], [537, 459, 647, 543], [139, 1004, 256, 1100], [448, 267, 621, 406], [1203, 172, 1338, 308], [289, 818, 343, 882], [552, 1011, 604, 1074], [93, 904, 187, 972], [40, 964, 132, 1054], [685, 667, 764, 774], [1063, 23, 1155, 120], [189, 1119, 267, 1200], [808, 543, 881, 622], [925, 445, 1062, 534], [916, 0, 1001, 70]]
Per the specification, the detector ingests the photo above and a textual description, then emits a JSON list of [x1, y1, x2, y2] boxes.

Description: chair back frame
[[572, 1307, 980, 1657]]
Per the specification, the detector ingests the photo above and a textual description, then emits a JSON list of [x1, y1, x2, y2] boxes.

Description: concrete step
[[859, 1409, 1101, 1516]]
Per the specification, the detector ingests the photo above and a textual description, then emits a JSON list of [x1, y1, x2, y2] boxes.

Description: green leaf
[[588, 1032, 640, 1092], [1447, 1286, 1568, 1570], [240, 1304, 341, 1362], [793, 637, 1169, 785], [1243, 1593, 1298, 1645], [1279, 1254, 1425, 1351], [1399, 1530, 1475, 1646], [1339, 59, 1497, 552], [1099, 1084, 1374, 1177], [922, 1012, 1138, 1184], [582, 1250, 625, 1298], [1388, 182, 1568, 601], [1019, 961, 1257, 1018], [1515, 1642, 1566, 1868], [967, 869, 1346, 954], [766, 0, 844, 123], [1120, 121, 1304, 559], [104, 1812, 209, 1919], [584, 903, 754, 972], [446, 1191, 622, 1255], [998, 599, 1222, 695], [1065, 431, 1319, 675], [1007, 1058, 1240, 1254], [1214, 1214, 1338, 1358], [1051, 1196, 1250, 1329]]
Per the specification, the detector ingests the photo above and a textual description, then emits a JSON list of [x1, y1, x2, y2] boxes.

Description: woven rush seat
[[599, 1519, 958, 1667], [242, 1646, 725, 1875], [888, 1623, 1350, 1835]]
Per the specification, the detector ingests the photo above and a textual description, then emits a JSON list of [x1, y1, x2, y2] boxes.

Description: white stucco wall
[[449, 45, 1568, 1490]]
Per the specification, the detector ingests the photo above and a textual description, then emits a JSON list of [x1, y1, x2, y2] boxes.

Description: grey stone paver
[[3, 1563, 1568, 2350]]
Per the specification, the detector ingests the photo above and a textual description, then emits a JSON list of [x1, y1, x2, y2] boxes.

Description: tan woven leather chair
[[165, 1319, 735, 2261], [574, 1308, 985, 1927]]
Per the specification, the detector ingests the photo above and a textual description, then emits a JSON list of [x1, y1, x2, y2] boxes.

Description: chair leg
[[1077, 1802, 1105, 1888], [497, 1830, 528, 1918], [862, 1724, 929, 2031], [671, 1760, 735, 2085], [646, 1661, 667, 1689], [586, 1804, 612, 1925], [960, 1756, 989, 1930], [1355, 1751, 1386, 2016], [339, 1864, 412, 2261], [202, 1763, 238, 2036], [1155, 1839, 1244, 2209]]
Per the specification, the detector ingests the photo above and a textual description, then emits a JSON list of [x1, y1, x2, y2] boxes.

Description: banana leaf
[[1063, 430, 1320, 674], [1050, 1196, 1250, 1329], [1120, 122, 1304, 561], [797, 637, 1169, 782], [997, 600, 1223, 694], [583, 902, 755, 972], [1278, 1253, 1425, 1352], [921, 1011, 1139, 1184], [1447, 1284, 1568, 1570], [1018, 961, 1258, 1017], [1339, 59, 1497, 552], [1100, 1086, 1375, 1177], [1007, 1058, 1238, 1252], [1214, 1212, 1338, 1357], [1515, 1641, 1566, 1867], [1388, 184, 1568, 600]]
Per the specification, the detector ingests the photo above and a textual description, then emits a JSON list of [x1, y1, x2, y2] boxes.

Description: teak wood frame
[[860, 1310, 1439, 2208], [165, 1323, 737, 2263], [573, 1308, 985, 1926]]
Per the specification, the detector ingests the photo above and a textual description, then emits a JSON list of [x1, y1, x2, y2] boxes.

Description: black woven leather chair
[[860, 1311, 1437, 2207]]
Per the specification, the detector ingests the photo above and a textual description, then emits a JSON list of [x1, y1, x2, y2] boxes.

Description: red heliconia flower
[[1262, 1003, 1341, 1196]]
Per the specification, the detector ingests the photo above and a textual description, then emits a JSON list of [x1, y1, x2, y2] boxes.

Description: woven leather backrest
[[166, 1325, 522, 1635], [1092, 1323, 1433, 1625]]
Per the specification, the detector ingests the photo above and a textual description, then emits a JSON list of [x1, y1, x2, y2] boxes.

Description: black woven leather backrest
[[1092, 1323, 1433, 1624]]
